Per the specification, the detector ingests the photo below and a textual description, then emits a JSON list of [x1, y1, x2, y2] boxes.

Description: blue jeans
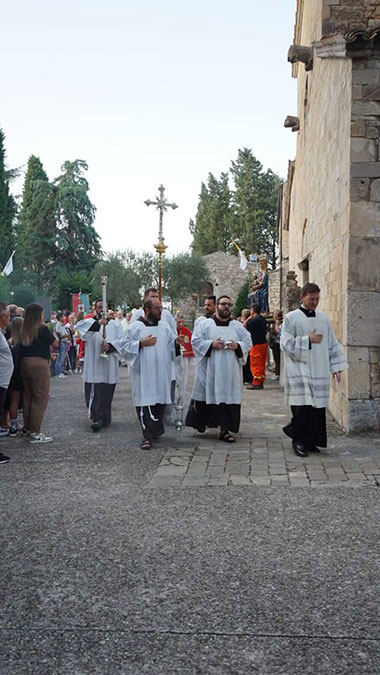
[[55, 341, 67, 376]]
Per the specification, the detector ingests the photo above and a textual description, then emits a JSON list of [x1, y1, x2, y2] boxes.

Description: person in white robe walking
[[185, 295, 252, 443], [280, 282, 347, 457], [122, 297, 184, 449], [76, 303, 124, 432]]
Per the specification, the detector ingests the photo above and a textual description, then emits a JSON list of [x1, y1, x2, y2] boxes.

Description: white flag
[[2, 250, 15, 276], [239, 249, 248, 271]]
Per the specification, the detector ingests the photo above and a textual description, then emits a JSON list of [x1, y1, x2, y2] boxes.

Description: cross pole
[[144, 184, 178, 301]]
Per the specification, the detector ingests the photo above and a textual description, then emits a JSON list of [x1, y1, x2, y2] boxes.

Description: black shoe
[[292, 441, 308, 457], [90, 421, 102, 432], [0, 453, 10, 464], [307, 446, 320, 453]]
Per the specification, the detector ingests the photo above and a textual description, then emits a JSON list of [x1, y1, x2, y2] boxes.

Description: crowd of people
[[0, 281, 347, 463]]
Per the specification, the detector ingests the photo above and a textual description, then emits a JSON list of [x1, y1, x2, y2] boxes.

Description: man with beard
[[185, 295, 252, 443], [193, 295, 216, 330], [76, 300, 124, 432], [122, 297, 184, 449]]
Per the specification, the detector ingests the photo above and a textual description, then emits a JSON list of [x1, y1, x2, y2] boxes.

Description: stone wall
[[268, 269, 281, 311], [285, 0, 380, 431]]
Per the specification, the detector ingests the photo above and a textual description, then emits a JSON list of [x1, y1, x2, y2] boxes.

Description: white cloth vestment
[[121, 320, 176, 407], [191, 319, 252, 404], [280, 309, 347, 408], [76, 318, 123, 384]]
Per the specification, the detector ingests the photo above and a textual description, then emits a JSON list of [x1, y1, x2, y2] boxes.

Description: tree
[[233, 279, 250, 318], [190, 148, 281, 267], [162, 253, 209, 305], [190, 173, 232, 255], [17, 155, 56, 288], [93, 253, 142, 309], [53, 160, 101, 272], [0, 127, 17, 269], [51, 268, 94, 310]]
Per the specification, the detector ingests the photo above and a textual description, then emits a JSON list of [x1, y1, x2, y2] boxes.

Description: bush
[[233, 279, 250, 319]]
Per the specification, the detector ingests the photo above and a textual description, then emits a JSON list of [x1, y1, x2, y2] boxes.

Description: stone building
[[280, 0, 380, 431]]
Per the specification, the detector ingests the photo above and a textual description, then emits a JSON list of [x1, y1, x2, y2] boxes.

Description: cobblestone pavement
[[150, 373, 380, 488]]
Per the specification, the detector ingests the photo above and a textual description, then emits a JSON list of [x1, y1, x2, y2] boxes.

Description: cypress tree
[[0, 128, 16, 269]]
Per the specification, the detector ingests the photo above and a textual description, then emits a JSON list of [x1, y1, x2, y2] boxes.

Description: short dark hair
[[56, 311, 63, 320], [301, 282, 320, 297], [217, 295, 232, 304], [205, 295, 216, 303], [252, 303, 261, 314], [144, 287, 158, 299], [94, 298, 102, 306], [143, 298, 153, 312]]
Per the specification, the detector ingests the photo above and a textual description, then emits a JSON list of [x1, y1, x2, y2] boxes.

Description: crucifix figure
[[144, 184, 178, 301]]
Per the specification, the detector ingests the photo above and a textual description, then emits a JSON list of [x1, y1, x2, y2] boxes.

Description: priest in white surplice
[[122, 297, 184, 449], [185, 295, 252, 443], [280, 282, 347, 457], [76, 302, 124, 432]]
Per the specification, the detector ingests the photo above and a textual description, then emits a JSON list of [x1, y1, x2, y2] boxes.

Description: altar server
[[185, 295, 251, 443], [280, 282, 347, 457]]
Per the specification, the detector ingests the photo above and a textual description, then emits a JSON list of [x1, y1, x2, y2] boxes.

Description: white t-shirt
[[0, 330, 14, 389]]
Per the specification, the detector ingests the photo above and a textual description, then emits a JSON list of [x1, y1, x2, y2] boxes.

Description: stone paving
[[149, 375, 380, 488]]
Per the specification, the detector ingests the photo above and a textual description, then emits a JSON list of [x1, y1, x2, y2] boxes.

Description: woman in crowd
[[20, 303, 58, 444], [2, 316, 24, 437]]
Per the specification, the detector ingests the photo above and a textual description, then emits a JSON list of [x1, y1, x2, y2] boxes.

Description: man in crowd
[[0, 303, 13, 461], [185, 295, 251, 443], [132, 288, 177, 419], [245, 303, 268, 390], [176, 313, 194, 358], [193, 295, 216, 330], [122, 297, 184, 449], [280, 282, 347, 457], [116, 310, 129, 331], [76, 300, 124, 432], [54, 311, 70, 378]]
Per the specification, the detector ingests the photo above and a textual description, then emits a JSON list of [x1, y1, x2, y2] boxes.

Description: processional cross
[[144, 184, 178, 301]]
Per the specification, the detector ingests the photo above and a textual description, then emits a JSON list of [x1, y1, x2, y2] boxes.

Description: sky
[[2, 0, 297, 256]]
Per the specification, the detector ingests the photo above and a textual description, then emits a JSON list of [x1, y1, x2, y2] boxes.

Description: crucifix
[[144, 184, 178, 301]]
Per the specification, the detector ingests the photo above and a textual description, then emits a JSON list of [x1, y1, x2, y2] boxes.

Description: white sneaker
[[270, 374, 279, 380], [29, 432, 53, 444], [57, 373, 67, 379], [0, 427, 10, 437]]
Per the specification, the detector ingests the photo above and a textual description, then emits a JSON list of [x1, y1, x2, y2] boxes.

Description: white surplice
[[280, 309, 347, 408], [76, 318, 123, 384], [121, 319, 176, 407], [191, 318, 252, 404]]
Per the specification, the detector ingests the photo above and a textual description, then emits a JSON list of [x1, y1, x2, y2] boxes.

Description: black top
[[299, 306, 316, 318], [21, 325, 56, 360], [246, 315, 267, 345]]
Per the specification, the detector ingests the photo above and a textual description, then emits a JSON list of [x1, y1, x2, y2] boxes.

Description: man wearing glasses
[[185, 295, 252, 443]]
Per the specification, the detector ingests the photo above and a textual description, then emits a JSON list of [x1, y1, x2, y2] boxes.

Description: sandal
[[140, 439, 151, 450], [219, 431, 236, 443]]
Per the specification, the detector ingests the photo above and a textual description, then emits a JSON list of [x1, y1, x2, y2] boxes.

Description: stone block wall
[[323, 1, 380, 36], [268, 269, 281, 311]]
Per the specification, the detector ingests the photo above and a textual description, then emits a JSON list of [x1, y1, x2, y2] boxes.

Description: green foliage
[[190, 148, 281, 267], [190, 173, 232, 255], [233, 279, 250, 319], [93, 253, 142, 309], [53, 160, 101, 272], [51, 268, 94, 310], [0, 275, 11, 303], [0, 128, 17, 268], [162, 253, 209, 304]]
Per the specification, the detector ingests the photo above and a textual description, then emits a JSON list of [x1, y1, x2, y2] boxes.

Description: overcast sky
[[2, 0, 297, 256]]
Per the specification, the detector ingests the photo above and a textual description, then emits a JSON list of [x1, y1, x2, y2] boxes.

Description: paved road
[[1, 368, 380, 674]]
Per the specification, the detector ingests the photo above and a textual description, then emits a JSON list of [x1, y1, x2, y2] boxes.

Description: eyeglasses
[[218, 302, 233, 307]]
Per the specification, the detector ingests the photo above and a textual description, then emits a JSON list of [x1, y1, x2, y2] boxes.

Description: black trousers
[[186, 400, 241, 433], [0, 386, 7, 415], [283, 405, 327, 448], [84, 382, 116, 426], [272, 342, 281, 376], [136, 404, 166, 440]]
